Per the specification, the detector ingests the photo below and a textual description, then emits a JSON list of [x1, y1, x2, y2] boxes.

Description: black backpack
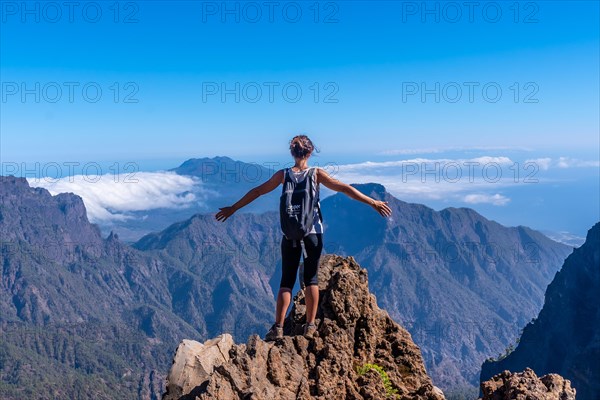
[[280, 167, 323, 242]]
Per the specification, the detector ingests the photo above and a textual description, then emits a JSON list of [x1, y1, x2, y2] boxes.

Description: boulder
[[162, 334, 234, 400], [480, 367, 576, 400]]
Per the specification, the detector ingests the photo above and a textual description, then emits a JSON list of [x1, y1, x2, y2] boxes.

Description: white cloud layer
[[25, 154, 596, 220], [556, 157, 600, 168], [463, 193, 511, 206], [525, 157, 599, 170], [27, 171, 211, 222], [325, 154, 598, 207], [525, 157, 552, 171], [378, 146, 533, 155], [326, 156, 520, 206], [334, 156, 514, 172]]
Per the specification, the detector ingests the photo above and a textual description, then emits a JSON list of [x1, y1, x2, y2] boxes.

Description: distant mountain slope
[[169, 155, 284, 215], [97, 156, 281, 242], [320, 183, 573, 390], [133, 211, 283, 340], [480, 222, 600, 400], [0, 176, 199, 399]]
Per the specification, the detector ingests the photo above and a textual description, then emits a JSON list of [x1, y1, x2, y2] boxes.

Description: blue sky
[[1, 1, 599, 241]]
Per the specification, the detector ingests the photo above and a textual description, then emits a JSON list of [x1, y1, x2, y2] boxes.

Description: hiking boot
[[265, 323, 283, 341], [303, 322, 317, 339]]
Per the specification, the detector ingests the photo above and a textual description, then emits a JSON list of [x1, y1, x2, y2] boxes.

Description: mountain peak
[[0, 174, 100, 248], [107, 231, 120, 241], [0, 174, 30, 188], [350, 182, 387, 200], [585, 221, 600, 243], [171, 156, 237, 171], [163, 254, 445, 400]]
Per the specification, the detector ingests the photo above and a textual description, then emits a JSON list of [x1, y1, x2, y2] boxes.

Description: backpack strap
[[309, 168, 323, 223], [316, 201, 323, 223], [281, 167, 290, 193]]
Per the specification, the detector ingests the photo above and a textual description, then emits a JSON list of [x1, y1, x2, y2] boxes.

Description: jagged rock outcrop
[[479, 368, 576, 400], [164, 254, 445, 400], [163, 336, 234, 400], [481, 222, 600, 399]]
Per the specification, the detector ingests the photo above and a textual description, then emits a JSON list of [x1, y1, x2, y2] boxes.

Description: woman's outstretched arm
[[317, 168, 392, 217], [215, 169, 284, 222]]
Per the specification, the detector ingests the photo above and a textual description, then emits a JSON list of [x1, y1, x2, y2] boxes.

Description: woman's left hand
[[215, 206, 236, 222], [371, 200, 392, 217]]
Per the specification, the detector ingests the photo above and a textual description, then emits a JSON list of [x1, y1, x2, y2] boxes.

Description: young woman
[[215, 135, 392, 340]]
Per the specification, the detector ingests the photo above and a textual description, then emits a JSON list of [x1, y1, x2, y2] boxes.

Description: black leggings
[[280, 234, 323, 289]]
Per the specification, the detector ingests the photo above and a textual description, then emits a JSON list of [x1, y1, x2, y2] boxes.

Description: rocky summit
[[479, 368, 576, 400], [163, 254, 445, 400]]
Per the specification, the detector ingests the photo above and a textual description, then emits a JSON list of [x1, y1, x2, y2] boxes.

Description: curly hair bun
[[289, 135, 318, 159]]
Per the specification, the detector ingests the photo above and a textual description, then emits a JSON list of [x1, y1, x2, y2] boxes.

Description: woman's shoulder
[[312, 166, 323, 185], [279, 167, 288, 184]]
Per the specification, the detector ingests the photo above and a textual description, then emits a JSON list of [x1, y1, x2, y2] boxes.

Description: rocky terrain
[[163, 253, 580, 400], [163, 254, 445, 400], [479, 368, 576, 399], [481, 222, 600, 400]]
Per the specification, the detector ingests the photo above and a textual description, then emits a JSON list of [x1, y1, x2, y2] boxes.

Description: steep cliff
[[481, 222, 600, 399]]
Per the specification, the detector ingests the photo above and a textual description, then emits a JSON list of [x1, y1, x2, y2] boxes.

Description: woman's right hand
[[371, 200, 392, 217]]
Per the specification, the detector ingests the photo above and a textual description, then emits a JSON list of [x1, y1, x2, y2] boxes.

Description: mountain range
[[0, 165, 576, 398], [319, 182, 573, 392], [0, 176, 199, 399], [135, 178, 573, 393]]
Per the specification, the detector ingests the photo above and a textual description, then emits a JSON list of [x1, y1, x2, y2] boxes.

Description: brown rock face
[[165, 254, 445, 400], [163, 335, 234, 400], [480, 368, 576, 400]]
